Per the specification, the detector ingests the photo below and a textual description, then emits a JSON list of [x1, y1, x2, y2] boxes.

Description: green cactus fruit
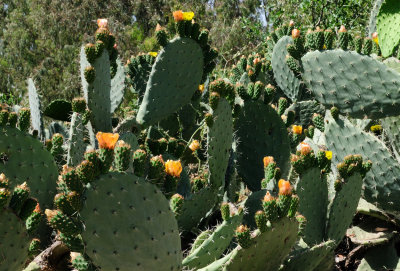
[[362, 38, 373, 55], [287, 195, 299, 218], [330, 106, 339, 120], [25, 205, 42, 234], [0, 109, 8, 126], [59, 233, 84, 252], [238, 55, 247, 72], [209, 92, 220, 110], [76, 160, 95, 184], [235, 225, 252, 249], [286, 55, 301, 76], [253, 81, 264, 100], [191, 22, 200, 40], [338, 26, 349, 50], [354, 36, 363, 53], [67, 191, 82, 212], [262, 192, 279, 222], [287, 44, 300, 60], [312, 113, 325, 132], [278, 97, 288, 116], [277, 194, 292, 218], [84, 150, 101, 177], [84, 66, 95, 84], [54, 193, 75, 216], [84, 43, 96, 63], [176, 21, 186, 37], [324, 29, 334, 49], [72, 97, 87, 113], [19, 198, 39, 220], [0, 173, 8, 188], [264, 84, 276, 104], [71, 252, 92, 271], [9, 182, 30, 213], [220, 202, 230, 221], [198, 29, 209, 47], [204, 113, 213, 127], [45, 209, 82, 236], [372, 41, 381, 55], [18, 107, 31, 132], [254, 210, 268, 232], [305, 30, 315, 50], [8, 111, 17, 127], [132, 149, 147, 177], [62, 168, 83, 193], [148, 155, 165, 181], [0, 187, 10, 208], [236, 83, 248, 100], [95, 27, 110, 46], [155, 25, 168, 47], [97, 148, 114, 174], [170, 194, 184, 215], [95, 40, 105, 57], [114, 141, 131, 172], [158, 138, 168, 154], [28, 238, 41, 257], [314, 28, 324, 50], [246, 82, 255, 98]]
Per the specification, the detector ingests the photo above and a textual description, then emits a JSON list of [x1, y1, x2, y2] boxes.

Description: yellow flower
[[263, 156, 274, 167], [165, 160, 183, 178], [292, 125, 303, 135], [173, 10, 184, 22], [182, 12, 194, 21], [325, 151, 333, 160], [198, 84, 204, 93], [148, 52, 158, 57], [372, 32, 379, 45], [97, 19, 108, 28], [96, 132, 119, 150], [370, 124, 382, 132], [189, 140, 200, 151]]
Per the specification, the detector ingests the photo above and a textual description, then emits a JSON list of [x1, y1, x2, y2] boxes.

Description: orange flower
[[263, 156, 274, 167], [263, 191, 275, 202], [189, 140, 200, 151], [198, 84, 205, 93], [165, 160, 183, 177], [97, 19, 108, 28], [292, 29, 300, 39], [173, 10, 184, 22], [339, 25, 347, 33], [300, 142, 311, 155], [96, 132, 119, 150], [278, 179, 292, 196], [292, 125, 303, 135]]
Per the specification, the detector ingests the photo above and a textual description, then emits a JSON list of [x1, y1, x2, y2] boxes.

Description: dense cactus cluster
[[5, 2, 400, 270]]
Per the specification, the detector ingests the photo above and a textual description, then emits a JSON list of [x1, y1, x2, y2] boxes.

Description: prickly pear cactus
[[66, 113, 86, 166], [110, 59, 126, 113], [43, 99, 72, 122], [377, 0, 400, 57], [235, 100, 290, 191], [27, 78, 44, 138], [368, 0, 384, 37]]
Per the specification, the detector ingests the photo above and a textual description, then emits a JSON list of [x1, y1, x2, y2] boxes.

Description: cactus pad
[[235, 101, 290, 191], [368, 0, 384, 37], [80, 172, 182, 270], [0, 210, 30, 271], [272, 36, 302, 101], [0, 127, 57, 209], [110, 59, 125, 113], [325, 114, 400, 212], [137, 37, 203, 125], [27, 78, 44, 137], [302, 49, 400, 119], [67, 113, 86, 166], [377, 0, 400, 57], [43, 99, 72, 122]]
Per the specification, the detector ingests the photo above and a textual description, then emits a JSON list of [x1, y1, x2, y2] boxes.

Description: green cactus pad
[[302, 49, 400, 119], [286, 100, 325, 127], [27, 78, 44, 137], [183, 213, 243, 269], [296, 167, 328, 246], [0, 127, 57, 209], [223, 217, 298, 271], [381, 115, 400, 155], [377, 0, 400, 57], [43, 99, 72, 122], [67, 112, 86, 166], [272, 36, 302, 101], [208, 98, 233, 189], [110, 59, 125, 113], [176, 188, 218, 232], [325, 114, 400, 212], [137, 37, 203, 125], [357, 239, 400, 270], [235, 101, 290, 191], [243, 189, 267, 229], [282, 240, 335, 271], [80, 172, 182, 270], [80, 47, 112, 132], [368, 0, 384, 36], [0, 210, 30, 271], [326, 172, 364, 243], [384, 57, 400, 74], [347, 220, 395, 246]]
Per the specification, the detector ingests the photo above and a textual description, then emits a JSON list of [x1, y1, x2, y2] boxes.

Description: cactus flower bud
[[292, 125, 303, 135], [97, 19, 108, 28], [292, 29, 300, 39], [189, 140, 200, 152], [278, 179, 292, 196], [165, 160, 183, 178]]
